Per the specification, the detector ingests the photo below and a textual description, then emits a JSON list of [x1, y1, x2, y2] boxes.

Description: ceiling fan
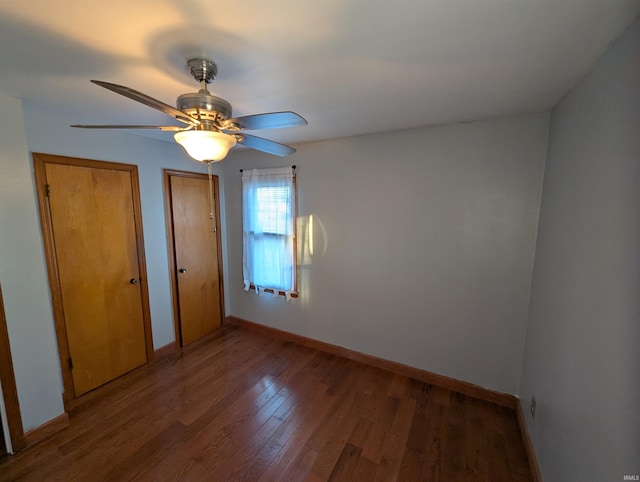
[[72, 58, 307, 162]]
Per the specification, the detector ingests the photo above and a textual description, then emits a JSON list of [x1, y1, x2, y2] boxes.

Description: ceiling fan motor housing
[[177, 92, 233, 126]]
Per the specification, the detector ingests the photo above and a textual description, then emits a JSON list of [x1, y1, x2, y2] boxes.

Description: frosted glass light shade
[[174, 130, 237, 162]]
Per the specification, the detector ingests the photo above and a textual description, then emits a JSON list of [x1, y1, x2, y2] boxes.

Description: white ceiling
[[0, 0, 638, 147]]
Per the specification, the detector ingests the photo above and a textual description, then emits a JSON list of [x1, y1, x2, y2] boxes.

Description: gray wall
[[223, 113, 549, 395], [0, 95, 64, 434], [0, 99, 226, 432], [518, 17, 640, 482]]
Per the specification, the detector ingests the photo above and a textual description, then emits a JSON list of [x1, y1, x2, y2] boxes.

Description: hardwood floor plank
[[440, 394, 468, 480], [143, 376, 283, 480], [307, 371, 363, 479], [0, 325, 533, 482], [360, 396, 399, 462], [209, 390, 289, 473], [249, 353, 343, 480], [418, 387, 452, 481], [255, 384, 336, 480], [278, 444, 319, 481], [374, 396, 417, 481], [347, 417, 373, 448], [397, 447, 426, 481], [499, 405, 533, 481], [352, 454, 378, 481], [327, 443, 361, 481], [102, 421, 188, 481]]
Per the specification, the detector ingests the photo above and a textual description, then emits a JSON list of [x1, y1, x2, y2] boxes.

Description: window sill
[[248, 285, 298, 299]]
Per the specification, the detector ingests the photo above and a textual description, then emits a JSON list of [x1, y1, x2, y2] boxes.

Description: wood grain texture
[[227, 315, 518, 409], [169, 174, 222, 345], [162, 169, 225, 346], [0, 283, 25, 452], [44, 162, 148, 396], [0, 325, 532, 481], [33, 153, 153, 403]]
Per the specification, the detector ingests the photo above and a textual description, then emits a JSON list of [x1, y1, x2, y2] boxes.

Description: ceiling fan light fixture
[[73, 58, 306, 158], [174, 130, 237, 162]]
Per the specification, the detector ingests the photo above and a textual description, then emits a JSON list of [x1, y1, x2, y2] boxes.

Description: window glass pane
[[256, 186, 291, 234]]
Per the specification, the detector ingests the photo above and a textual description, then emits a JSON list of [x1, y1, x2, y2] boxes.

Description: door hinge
[[45, 184, 51, 197], [68, 357, 73, 370]]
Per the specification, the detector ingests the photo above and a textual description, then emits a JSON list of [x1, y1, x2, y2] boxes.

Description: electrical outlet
[[530, 396, 537, 419]]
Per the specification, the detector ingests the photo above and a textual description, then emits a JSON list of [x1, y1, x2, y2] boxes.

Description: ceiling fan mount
[[176, 58, 232, 126], [187, 57, 217, 85], [72, 57, 307, 162]]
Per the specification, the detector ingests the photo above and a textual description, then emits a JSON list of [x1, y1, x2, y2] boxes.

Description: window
[[242, 167, 297, 299]]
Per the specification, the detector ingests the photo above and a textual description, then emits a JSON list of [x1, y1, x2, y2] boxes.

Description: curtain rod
[[240, 165, 296, 172]]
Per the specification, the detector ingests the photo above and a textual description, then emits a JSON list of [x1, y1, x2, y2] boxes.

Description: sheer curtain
[[242, 167, 296, 299]]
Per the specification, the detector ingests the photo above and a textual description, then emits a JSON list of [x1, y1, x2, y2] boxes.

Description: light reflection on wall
[[297, 214, 328, 307]]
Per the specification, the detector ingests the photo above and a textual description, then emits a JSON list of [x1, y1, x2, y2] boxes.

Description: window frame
[[242, 168, 298, 299]]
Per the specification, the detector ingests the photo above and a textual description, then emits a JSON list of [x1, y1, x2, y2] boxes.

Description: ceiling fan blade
[[234, 133, 296, 157], [90, 80, 199, 127], [71, 124, 190, 132], [227, 111, 307, 130]]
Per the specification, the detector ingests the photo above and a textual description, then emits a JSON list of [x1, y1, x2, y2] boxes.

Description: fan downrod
[[178, 58, 232, 122]]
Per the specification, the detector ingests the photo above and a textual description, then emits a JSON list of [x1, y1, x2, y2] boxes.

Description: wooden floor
[[0, 325, 532, 481]]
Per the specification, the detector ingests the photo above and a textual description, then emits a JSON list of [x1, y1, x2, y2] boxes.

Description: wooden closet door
[[43, 161, 149, 396], [167, 173, 223, 345]]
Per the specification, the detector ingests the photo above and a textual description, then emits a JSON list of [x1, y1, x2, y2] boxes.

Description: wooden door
[[34, 154, 152, 400], [165, 171, 224, 346]]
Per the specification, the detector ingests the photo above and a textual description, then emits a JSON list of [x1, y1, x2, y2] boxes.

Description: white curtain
[[242, 167, 296, 299]]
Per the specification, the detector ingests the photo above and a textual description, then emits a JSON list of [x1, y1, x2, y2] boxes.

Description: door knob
[[130, 278, 138, 284], [179, 268, 187, 273]]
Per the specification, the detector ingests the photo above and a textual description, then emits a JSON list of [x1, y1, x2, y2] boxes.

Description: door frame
[[0, 283, 26, 453], [33, 153, 154, 404], [163, 169, 225, 346]]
